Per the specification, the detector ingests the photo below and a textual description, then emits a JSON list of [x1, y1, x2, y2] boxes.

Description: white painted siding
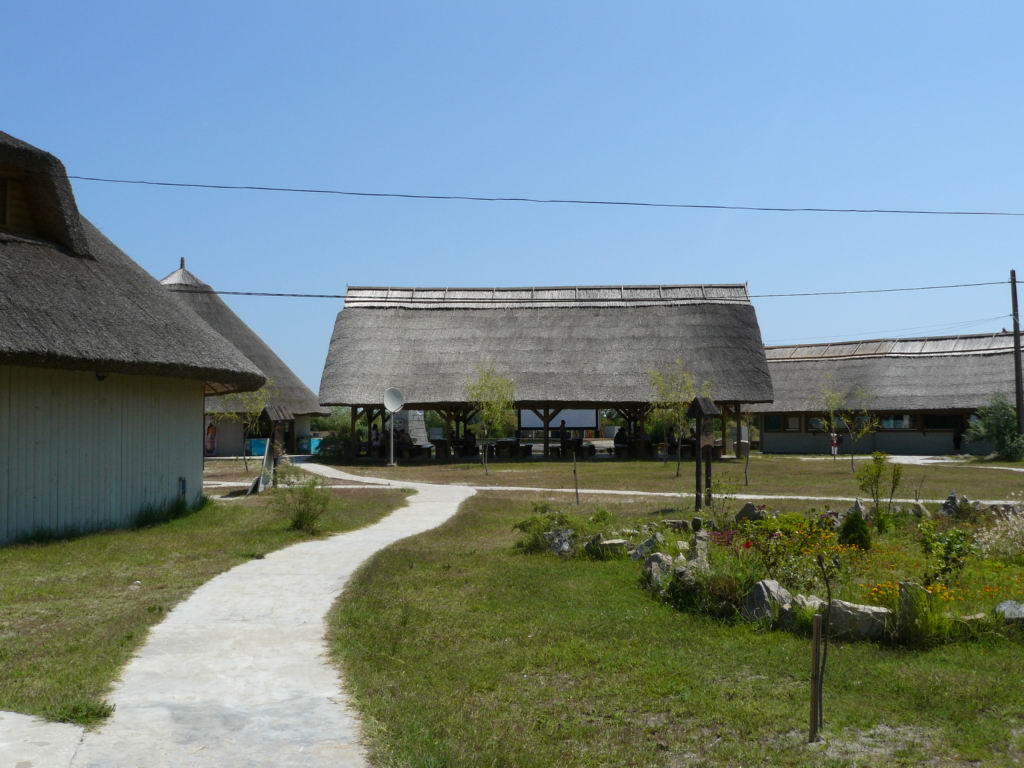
[[1, 365, 204, 545]]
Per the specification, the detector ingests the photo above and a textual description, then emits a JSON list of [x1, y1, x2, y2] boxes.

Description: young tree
[[966, 393, 1024, 460], [212, 382, 273, 471], [649, 359, 712, 477], [465, 364, 516, 475], [816, 375, 878, 472]]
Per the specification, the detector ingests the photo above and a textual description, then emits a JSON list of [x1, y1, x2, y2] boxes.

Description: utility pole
[[1013, 269, 1024, 434]]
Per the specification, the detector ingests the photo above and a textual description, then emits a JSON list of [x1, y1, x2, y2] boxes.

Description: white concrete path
[[1, 466, 473, 768]]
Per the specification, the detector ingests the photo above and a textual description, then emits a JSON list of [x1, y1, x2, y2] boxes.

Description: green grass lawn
[[335, 453, 1024, 502], [0, 487, 408, 726], [329, 492, 1024, 767]]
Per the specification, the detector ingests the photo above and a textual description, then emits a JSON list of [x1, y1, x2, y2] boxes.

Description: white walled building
[[0, 131, 264, 545]]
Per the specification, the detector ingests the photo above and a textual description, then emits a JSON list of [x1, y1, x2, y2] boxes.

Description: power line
[[63, 173, 1024, 218], [165, 279, 1008, 301]]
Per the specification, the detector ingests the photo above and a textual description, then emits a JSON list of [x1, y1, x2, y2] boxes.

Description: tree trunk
[[242, 425, 249, 472], [675, 436, 682, 478]]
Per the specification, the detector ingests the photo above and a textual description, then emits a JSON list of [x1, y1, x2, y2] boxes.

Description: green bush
[[966, 394, 1024, 460], [271, 467, 331, 534], [511, 502, 572, 553], [918, 520, 974, 586], [838, 507, 872, 551]]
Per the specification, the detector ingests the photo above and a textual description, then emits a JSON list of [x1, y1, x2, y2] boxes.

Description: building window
[[764, 414, 783, 432], [922, 413, 959, 430], [785, 415, 802, 432], [879, 414, 912, 430], [807, 415, 827, 432]]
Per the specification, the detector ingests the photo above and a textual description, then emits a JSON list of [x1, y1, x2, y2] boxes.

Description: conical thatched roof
[[0, 131, 265, 394], [161, 262, 328, 418], [319, 285, 773, 408], [749, 332, 1023, 413]]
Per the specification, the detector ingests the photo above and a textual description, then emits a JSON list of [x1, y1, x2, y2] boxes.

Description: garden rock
[[692, 530, 710, 569], [779, 594, 826, 630], [735, 502, 764, 524], [630, 532, 665, 561], [994, 600, 1024, 623], [544, 528, 575, 557], [740, 579, 793, 622], [664, 519, 690, 532], [643, 553, 675, 591], [690, 517, 703, 532], [827, 599, 892, 641], [911, 502, 930, 519]]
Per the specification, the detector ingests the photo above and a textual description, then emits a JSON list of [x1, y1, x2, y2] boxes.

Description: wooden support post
[[1012, 269, 1024, 434], [735, 404, 742, 457], [349, 406, 362, 459], [694, 413, 703, 510], [720, 404, 729, 456], [809, 613, 823, 742]]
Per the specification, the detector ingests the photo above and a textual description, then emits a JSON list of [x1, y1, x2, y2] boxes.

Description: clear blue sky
[[7, 2, 1023, 392]]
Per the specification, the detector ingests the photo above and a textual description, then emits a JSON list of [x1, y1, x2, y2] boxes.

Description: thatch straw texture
[[320, 285, 772, 408], [751, 332, 1022, 412], [0, 132, 264, 394], [161, 263, 328, 417]]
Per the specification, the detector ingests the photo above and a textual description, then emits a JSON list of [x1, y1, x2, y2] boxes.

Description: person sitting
[[613, 427, 629, 457], [397, 428, 413, 458], [463, 429, 478, 456]]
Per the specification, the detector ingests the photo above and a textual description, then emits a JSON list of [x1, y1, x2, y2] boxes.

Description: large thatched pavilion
[[750, 332, 1022, 455], [0, 131, 264, 545], [319, 285, 773, 456], [160, 261, 328, 456]]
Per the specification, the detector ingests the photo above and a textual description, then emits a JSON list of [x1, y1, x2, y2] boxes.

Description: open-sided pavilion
[[318, 284, 773, 457]]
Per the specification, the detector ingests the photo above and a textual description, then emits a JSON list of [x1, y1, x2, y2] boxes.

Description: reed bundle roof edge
[[161, 265, 328, 417], [0, 131, 265, 394], [320, 284, 773, 408], [751, 331, 1023, 413]]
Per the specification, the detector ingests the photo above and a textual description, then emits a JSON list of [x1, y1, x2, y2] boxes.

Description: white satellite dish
[[384, 387, 405, 413]]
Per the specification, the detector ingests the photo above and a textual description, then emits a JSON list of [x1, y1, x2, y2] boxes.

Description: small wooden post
[[809, 614, 822, 743], [572, 448, 580, 505], [543, 407, 551, 457], [704, 446, 713, 506]]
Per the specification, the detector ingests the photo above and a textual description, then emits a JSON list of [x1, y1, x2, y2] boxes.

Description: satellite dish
[[383, 387, 405, 413]]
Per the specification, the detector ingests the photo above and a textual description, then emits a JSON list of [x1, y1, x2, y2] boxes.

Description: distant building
[[0, 131, 263, 544], [751, 332, 1023, 455], [160, 261, 328, 455], [319, 285, 773, 455]]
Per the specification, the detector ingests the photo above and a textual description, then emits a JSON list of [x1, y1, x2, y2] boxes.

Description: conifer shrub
[[838, 507, 872, 551]]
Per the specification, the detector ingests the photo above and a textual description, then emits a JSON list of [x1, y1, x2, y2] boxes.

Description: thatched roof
[[320, 285, 773, 408], [750, 332, 1022, 413], [161, 262, 328, 417], [0, 132, 264, 394]]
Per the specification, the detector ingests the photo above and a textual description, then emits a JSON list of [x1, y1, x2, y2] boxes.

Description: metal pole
[[1012, 269, 1024, 434], [389, 414, 395, 466]]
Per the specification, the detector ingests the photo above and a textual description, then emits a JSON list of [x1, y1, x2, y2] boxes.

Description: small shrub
[[271, 468, 330, 534], [838, 508, 872, 551], [975, 510, 1024, 564], [512, 502, 571, 553], [918, 520, 974, 586]]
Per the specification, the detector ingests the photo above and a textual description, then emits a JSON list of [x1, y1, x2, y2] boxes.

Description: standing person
[[370, 424, 381, 458], [558, 419, 570, 455], [205, 422, 217, 456], [829, 430, 839, 460]]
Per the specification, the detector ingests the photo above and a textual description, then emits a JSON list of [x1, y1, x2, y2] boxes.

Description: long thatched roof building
[[320, 283, 772, 410], [161, 261, 328, 455], [751, 331, 1023, 455], [1, 130, 264, 543]]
